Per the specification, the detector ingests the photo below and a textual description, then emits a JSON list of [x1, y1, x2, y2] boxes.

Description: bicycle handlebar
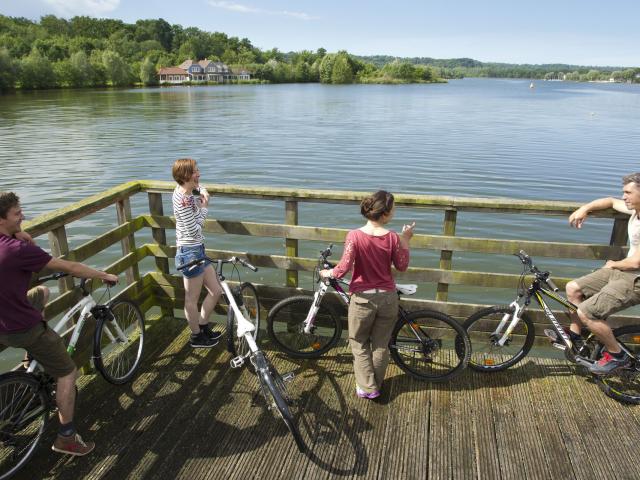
[[515, 250, 559, 292], [37, 272, 69, 283], [177, 255, 258, 273], [320, 244, 333, 260]]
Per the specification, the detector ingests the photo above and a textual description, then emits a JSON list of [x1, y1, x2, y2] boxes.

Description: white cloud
[[208, 1, 318, 20], [42, 0, 121, 17]]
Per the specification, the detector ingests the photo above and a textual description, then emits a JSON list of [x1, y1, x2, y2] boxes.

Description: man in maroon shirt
[[0, 192, 118, 456]]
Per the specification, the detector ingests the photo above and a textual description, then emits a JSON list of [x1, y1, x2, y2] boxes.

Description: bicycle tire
[[0, 372, 50, 480], [266, 295, 342, 359], [389, 310, 470, 382], [257, 356, 306, 452], [226, 282, 260, 358], [94, 300, 145, 385], [592, 324, 640, 404], [464, 305, 535, 372]]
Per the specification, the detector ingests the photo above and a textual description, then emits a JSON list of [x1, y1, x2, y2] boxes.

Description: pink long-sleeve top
[[332, 229, 410, 293]]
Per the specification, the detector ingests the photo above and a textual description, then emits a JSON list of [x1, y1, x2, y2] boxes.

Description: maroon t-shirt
[[0, 234, 52, 333]]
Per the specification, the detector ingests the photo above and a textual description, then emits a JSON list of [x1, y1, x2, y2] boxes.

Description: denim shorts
[[175, 244, 211, 278]]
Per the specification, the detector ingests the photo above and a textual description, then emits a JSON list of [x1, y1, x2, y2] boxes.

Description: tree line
[[1, 14, 637, 92], [357, 55, 640, 83], [0, 15, 444, 91]]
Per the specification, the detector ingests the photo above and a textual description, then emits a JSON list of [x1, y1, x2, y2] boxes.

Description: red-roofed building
[[158, 67, 189, 84], [160, 59, 251, 84]]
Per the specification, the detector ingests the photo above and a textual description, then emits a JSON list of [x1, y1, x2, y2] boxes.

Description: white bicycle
[[178, 255, 306, 453], [0, 273, 145, 480]]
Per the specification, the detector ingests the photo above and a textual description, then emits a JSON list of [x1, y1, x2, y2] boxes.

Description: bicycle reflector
[[484, 358, 495, 366], [632, 335, 640, 344], [312, 342, 322, 350]]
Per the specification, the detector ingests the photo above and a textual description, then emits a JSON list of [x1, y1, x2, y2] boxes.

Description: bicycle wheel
[[227, 282, 260, 358], [464, 305, 535, 372], [0, 372, 50, 480], [389, 310, 470, 382], [94, 300, 145, 385], [267, 295, 342, 358], [592, 324, 640, 404], [256, 354, 306, 452]]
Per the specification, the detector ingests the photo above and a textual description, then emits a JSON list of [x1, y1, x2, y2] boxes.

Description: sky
[[2, 0, 639, 67]]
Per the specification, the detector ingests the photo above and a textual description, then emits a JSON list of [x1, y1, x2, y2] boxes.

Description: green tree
[[222, 48, 238, 64], [40, 15, 70, 36], [102, 50, 131, 86], [19, 48, 56, 89], [32, 37, 69, 62], [294, 62, 311, 82], [319, 53, 336, 83], [331, 54, 354, 84], [140, 56, 158, 85], [0, 47, 18, 90], [68, 50, 92, 86]]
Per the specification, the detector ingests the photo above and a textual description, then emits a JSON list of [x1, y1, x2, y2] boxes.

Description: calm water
[[2, 78, 640, 299]]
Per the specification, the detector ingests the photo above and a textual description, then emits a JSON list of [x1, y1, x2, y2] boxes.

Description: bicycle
[[266, 244, 471, 382], [177, 255, 306, 452], [0, 273, 145, 480], [463, 250, 640, 404]]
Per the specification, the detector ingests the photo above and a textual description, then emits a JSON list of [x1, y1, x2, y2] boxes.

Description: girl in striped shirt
[[172, 158, 223, 348]]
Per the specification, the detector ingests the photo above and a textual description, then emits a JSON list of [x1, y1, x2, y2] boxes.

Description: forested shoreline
[[0, 14, 638, 92]]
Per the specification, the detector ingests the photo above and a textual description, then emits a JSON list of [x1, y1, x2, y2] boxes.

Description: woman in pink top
[[321, 190, 415, 399]]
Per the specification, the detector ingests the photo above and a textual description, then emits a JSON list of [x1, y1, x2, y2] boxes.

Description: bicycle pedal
[[281, 371, 295, 382], [552, 342, 567, 351], [543, 329, 558, 342], [230, 356, 244, 368]]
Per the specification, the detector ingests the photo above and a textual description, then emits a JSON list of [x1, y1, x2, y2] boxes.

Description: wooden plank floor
[[16, 315, 640, 480]]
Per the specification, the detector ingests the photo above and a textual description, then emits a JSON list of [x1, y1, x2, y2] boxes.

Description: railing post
[[436, 209, 457, 302], [47, 226, 74, 293], [610, 217, 628, 258], [148, 192, 174, 318], [285, 200, 298, 288], [116, 197, 140, 285]]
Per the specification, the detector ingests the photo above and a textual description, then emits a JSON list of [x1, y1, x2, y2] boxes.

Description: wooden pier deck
[[16, 314, 640, 480]]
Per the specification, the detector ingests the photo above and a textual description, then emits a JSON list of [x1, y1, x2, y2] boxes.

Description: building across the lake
[[158, 59, 251, 84]]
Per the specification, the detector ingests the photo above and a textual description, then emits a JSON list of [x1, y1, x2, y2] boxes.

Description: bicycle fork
[[302, 285, 328, 334], [492, 301, 524, 346]]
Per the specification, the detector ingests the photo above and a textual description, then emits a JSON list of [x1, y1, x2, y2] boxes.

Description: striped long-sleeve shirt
[[172, 186, 208, 246]]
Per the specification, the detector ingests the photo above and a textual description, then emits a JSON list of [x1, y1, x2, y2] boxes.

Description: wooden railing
[[11, 179, 637, 365]]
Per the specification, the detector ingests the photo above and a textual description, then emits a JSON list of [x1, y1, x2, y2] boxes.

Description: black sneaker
[[190, 331, 219, 348], [200, 323, 222, 341]]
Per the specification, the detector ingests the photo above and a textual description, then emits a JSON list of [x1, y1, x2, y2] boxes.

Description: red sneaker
[[51, 433, 95, 456]]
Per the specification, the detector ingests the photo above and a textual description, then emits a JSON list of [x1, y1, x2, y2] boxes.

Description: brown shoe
[[51, 433, 95, 456]]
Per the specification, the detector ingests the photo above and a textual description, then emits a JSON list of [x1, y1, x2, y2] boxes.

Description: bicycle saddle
[[396, 284, 417, 295]]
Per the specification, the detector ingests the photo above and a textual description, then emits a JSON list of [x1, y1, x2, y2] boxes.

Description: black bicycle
[[267, 245, 471, 382], [0, 273, 144, 480], [464, 250, 640, 404]]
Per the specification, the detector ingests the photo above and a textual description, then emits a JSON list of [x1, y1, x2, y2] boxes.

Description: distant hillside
[[352, 55, 639, 81]]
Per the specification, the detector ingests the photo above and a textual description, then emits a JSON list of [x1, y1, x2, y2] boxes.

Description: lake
[[1, 78, 640, 301]]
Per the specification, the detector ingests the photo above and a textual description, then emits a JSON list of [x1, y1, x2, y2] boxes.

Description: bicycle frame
[[26, 291, 129, 374], [222, 280, 260, 368], [303, 278, 350, 334]]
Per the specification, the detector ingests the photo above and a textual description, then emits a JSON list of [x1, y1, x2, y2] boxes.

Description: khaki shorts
[[0, 287, 75, 378], [576, 268, 640, 320]]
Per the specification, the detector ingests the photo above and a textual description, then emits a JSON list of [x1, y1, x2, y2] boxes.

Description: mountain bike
[[267, 245, 471, 382], [464, 250, 640, 404], [177, 255, 306, 452], [0, 273, 144, 480]]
